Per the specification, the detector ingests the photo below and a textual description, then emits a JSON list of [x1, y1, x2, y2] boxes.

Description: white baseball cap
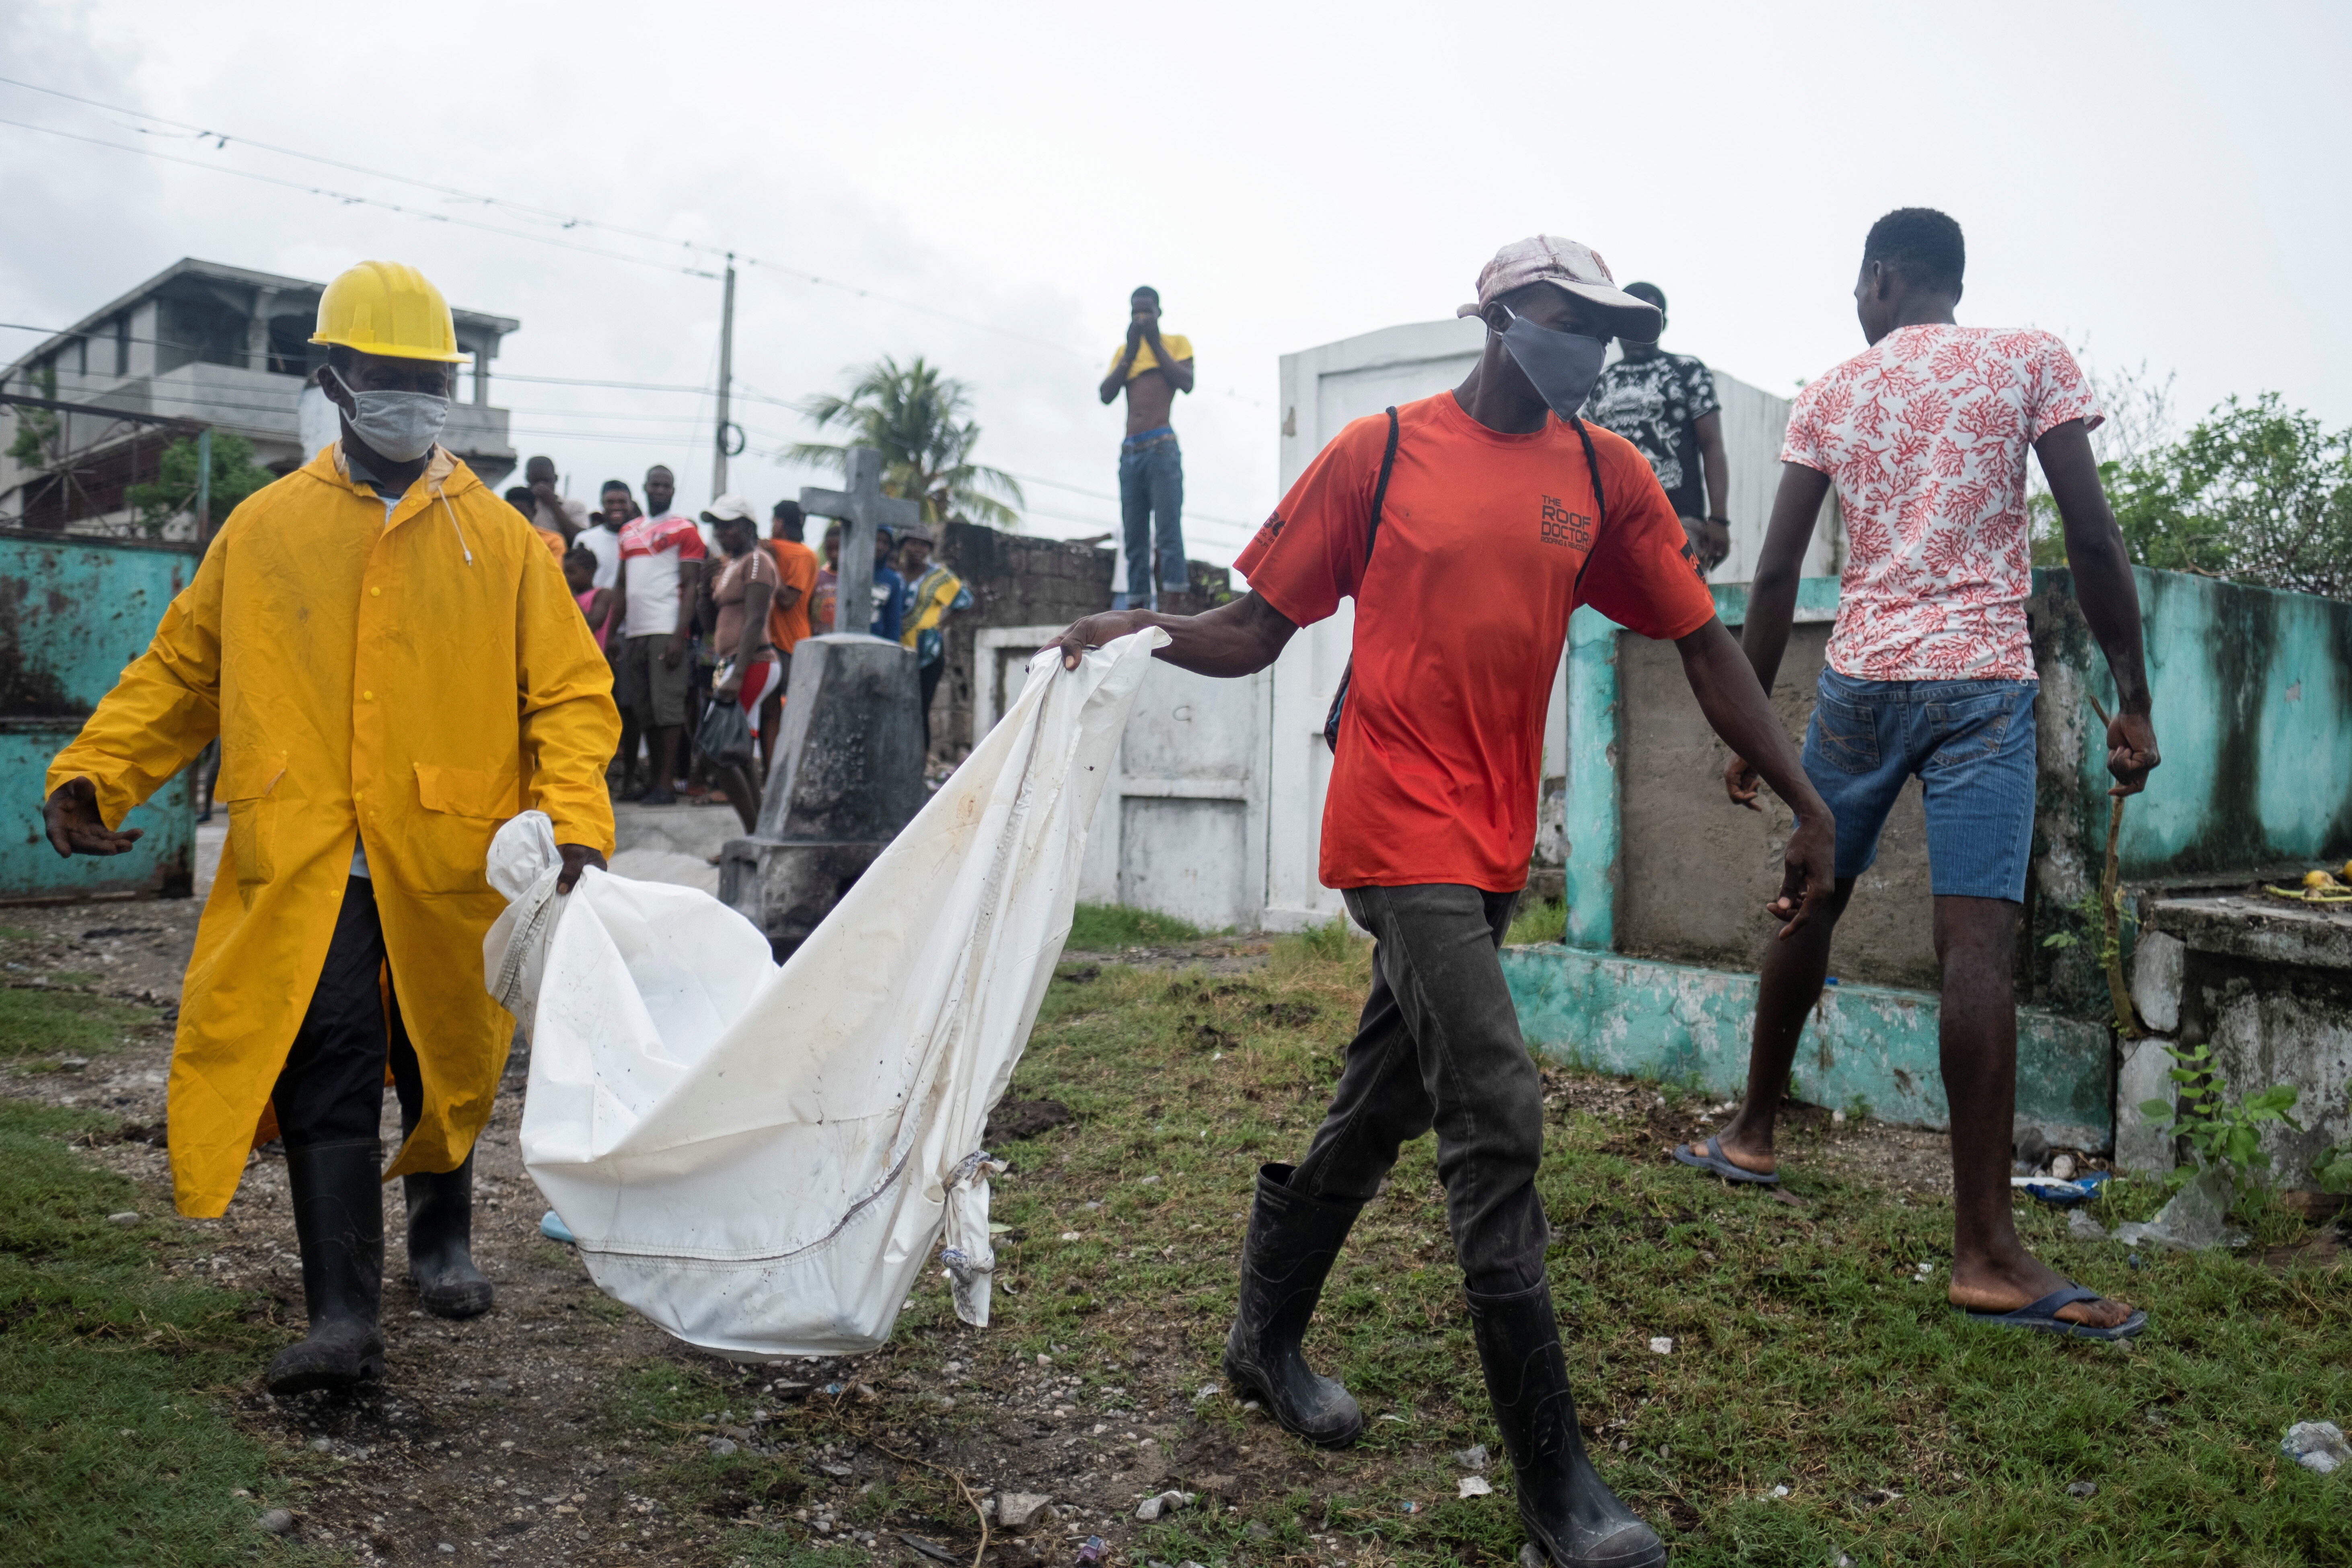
[[1457, 236, 1663, 338]]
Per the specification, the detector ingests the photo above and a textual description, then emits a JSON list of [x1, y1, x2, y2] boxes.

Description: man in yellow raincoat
[[41, 261, 619, 1393]]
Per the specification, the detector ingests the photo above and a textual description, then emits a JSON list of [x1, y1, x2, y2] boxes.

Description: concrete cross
[[802, 447, 921, 638]]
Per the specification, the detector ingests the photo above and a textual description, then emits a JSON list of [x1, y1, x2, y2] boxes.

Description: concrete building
[[0, 258, 519, 536]]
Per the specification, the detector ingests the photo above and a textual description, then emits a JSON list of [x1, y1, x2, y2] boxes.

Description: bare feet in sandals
[[1950, 1247, 2138, 1333]]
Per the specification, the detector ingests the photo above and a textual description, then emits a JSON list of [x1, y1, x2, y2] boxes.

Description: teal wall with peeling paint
[[1531, 565, 2349, 1150], [1502, 945, 2113, 1149], [0, 532, 198, 901], [2032, 568, 2352, 884]]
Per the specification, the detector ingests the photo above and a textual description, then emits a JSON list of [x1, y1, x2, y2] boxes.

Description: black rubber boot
[[1468, 1280, 1665, 1568], [1221, 1162, 1365, 1447], [267, 1139, 387, 1395], [404, 1150, 494, 1319]]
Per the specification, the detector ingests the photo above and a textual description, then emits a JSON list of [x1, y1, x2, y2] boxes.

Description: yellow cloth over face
[[45, 444, 620, 1218], [1106, 332, 1193, 382]]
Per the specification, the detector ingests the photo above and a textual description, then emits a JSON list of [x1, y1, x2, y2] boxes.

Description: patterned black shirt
[[1581, 351, 1721, 519]]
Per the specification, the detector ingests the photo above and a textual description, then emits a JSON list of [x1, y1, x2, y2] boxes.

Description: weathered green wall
[[0, 532, 198, 900], [1502, 945, 2114, 1149], [1534, 565, 2347, 1146], [2031, 567, 2352, 883]]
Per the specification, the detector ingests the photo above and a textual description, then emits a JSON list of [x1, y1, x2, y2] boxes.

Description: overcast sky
[[3, 0, 2345, 565]]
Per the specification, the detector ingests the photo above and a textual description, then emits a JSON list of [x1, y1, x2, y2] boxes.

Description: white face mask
[[326, 366, 449, 463]]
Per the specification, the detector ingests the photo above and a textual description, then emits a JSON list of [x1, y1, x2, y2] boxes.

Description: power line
[[0, 74, 740, 263], [0, 78, 1266, 405], [0, 113, 725, 280]]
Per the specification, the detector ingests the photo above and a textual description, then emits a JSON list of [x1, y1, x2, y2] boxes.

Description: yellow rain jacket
[[47, 444, 619, 1217]]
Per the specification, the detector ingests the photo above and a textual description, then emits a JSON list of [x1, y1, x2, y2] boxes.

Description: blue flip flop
[[539, 1209, 577, 1246], [1958, 1282, 2146, 1342], [1671, 1136, 1780, 1186]]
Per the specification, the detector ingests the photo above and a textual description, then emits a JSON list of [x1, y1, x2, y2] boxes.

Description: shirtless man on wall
[[1099, 286, 1195, 609]]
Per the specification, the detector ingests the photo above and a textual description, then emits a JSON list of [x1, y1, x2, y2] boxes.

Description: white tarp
[[484, 629, 1166, 1358]]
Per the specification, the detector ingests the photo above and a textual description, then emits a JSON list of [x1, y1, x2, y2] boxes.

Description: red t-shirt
[[1237, 392, 1717, 892]]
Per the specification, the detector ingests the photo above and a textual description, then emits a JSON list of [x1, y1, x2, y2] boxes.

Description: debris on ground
[[1458, 1475, 1494, 1498], [2114, 1166, 2248, 1251], [2282, 1421, 2350, 1475], [995, 1490, 1055, 1531]]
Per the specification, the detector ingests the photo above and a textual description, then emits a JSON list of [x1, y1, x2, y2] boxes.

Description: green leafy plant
[[123, 432, 274, 536], [2139, 1041, 2301, 1182], [2041, 880, 2135, 957], [2309, 1087, 2352, 1196], [2108, 393, 2352, 600], [6, 366, 60, 468]]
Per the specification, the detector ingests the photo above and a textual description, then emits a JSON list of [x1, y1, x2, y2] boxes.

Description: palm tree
[[788, 356, 1024, 528]]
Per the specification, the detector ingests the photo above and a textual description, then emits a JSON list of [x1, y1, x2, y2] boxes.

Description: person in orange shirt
[[760, 499, 819, 773], [506, 485, 567, 562], [1051, 237, 1836, 1568]]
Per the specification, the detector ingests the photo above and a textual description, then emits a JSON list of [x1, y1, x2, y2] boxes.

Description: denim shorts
[[1801, 667, 2039, 902]]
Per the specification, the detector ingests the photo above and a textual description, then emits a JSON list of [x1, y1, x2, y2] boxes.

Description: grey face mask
[[1495, 303, 1610, 422], [326, 366, 449, 463]]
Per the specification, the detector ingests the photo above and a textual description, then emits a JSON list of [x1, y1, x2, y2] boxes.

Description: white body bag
[[483, 631, 1165, 1357]]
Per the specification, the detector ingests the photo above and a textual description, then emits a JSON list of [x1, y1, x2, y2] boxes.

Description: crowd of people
[[499, 463, 969, 830]]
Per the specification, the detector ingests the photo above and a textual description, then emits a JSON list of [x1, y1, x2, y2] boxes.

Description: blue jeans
[[1118, 434, 1185, 606], [1801, 668, 2039, 902]]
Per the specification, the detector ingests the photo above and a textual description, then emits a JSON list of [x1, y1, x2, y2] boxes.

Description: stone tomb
[[718, 447, 927, 952], [718, 633, 927, 953]]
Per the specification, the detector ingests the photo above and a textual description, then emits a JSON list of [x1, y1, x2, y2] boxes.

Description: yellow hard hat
[[309, 259, 466, 363]]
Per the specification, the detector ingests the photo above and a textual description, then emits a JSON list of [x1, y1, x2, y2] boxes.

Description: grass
[[0, 1099, 334, 1566], [1505, 897, 1567, 946], [527, 926, 2350, 1565], [1067, 901, 1211, 949], [0, 983, 158, 1063]]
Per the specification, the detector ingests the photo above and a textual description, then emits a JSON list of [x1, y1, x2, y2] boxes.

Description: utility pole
[[193, 427, 213, 543], [712, 253, 738, 498]]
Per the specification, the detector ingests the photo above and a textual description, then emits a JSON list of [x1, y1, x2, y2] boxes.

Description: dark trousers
[[918, 656, 945, 754], [1117, 436, 1185, 605], [1290, 884, 1548, 1295], [271, 877, 421, 1149]]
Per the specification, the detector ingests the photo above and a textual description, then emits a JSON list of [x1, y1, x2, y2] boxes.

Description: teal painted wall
[[0, 532, 199, 900], [1502, 944, 2114, 1149], [2033, 567, 2352, 882], [1539, 565, 2346, 1144]]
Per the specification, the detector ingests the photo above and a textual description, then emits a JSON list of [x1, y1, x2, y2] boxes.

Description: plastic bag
[[485, 629, 1166, 1357], [694, 691, 755, 767]]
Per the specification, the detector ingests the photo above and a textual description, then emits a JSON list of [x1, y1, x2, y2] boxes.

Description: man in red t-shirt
[[1053, 236, 1835, 1568]]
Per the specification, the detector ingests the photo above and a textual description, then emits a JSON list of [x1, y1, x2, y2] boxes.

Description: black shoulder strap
[[1364, 405, 1401, 557], [1567, 414, 1608, 595], [1322, 407, 1400, 754]]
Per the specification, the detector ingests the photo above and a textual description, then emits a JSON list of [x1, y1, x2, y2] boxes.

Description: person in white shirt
[[613, 465, 706, 803]]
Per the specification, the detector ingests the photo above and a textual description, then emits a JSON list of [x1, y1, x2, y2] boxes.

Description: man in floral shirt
[[1687, 209, 2162, 1339], [1581, 281, 1731, 572]]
